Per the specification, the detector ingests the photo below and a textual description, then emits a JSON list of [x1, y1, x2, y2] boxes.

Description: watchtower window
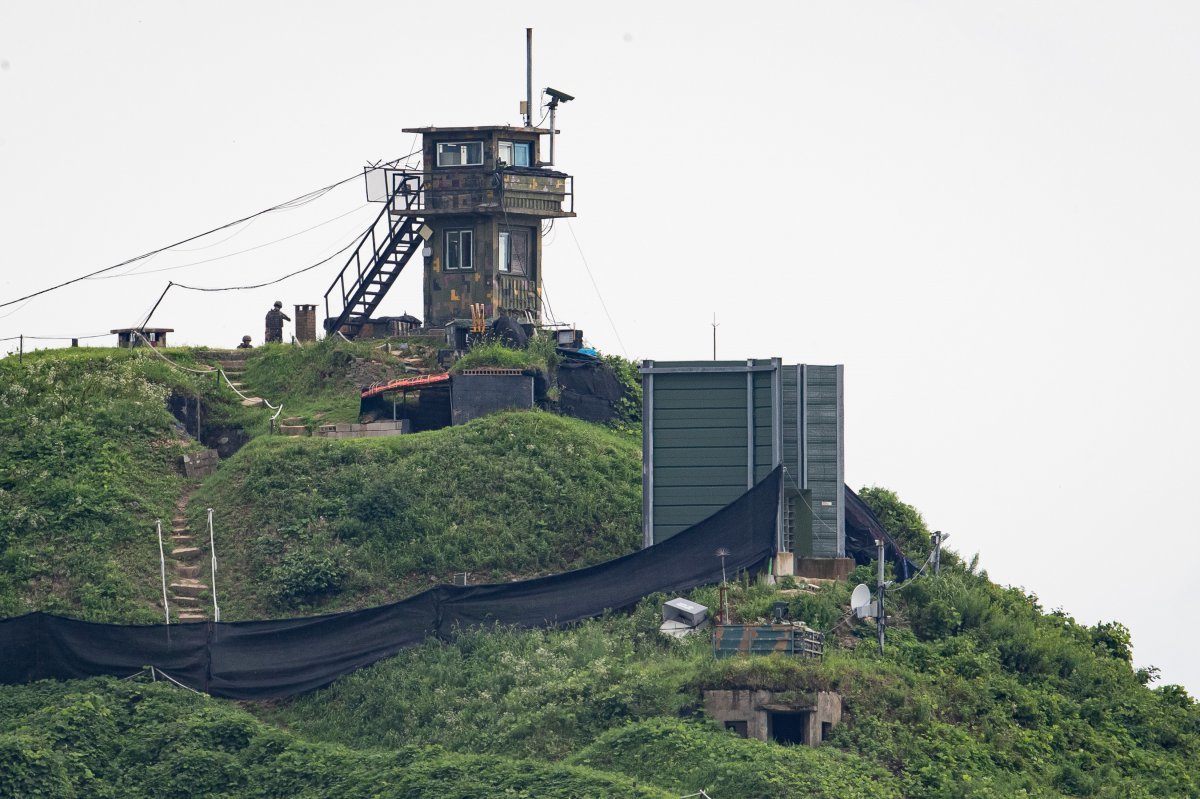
[[445, 229, 474, 270], [499, 228, 530, 274], [437, 142, 483, 167], [498, 140, 532, 167]]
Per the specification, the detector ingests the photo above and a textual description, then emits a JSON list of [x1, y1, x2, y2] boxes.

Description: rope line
[[131, 331, 284, 420]]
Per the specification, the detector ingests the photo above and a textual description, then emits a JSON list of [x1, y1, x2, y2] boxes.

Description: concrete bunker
[[703, 689, 842, 747]]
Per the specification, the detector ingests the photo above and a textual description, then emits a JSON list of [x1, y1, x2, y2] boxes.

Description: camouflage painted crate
[[713, 624, 824, 660]]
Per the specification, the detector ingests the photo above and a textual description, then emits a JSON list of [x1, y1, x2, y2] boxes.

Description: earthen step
[[172, 516, 186, 525], [176, 565, 200, 579], [170, 581, 208, 598], [172, 595, 201, 605], [171, 547, 201, 559], [170, 537, 194, 545], [177, 613, 208, 622], [279, 425, 307, 436]]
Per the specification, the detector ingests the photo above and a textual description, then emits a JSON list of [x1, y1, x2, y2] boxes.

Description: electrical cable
[[169, 233, 362, 292], [0, 150, 420, 310], [564, 219, 628, 358], [87, 202, 371, 279]]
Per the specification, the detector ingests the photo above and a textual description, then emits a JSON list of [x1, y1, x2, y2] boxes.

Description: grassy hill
[[1, 343, 1197, 797]]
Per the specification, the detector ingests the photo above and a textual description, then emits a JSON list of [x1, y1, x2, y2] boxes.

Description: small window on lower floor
[[724, 720, 748, 738], [445, 229, 473, 270], [499, 228, 530, 274]]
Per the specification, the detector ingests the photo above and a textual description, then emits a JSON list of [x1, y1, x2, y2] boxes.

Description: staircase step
[[172, 595, 202, 605], [241, 397, 265, 407], [170, 581, 208, 597], [171, 547, 201, 559], [279, 425, 307, 436], [176, 565, 201, 579], [170, 536, 194, 544], [177, 613, 208, 622], [172, 516, 185, 525]]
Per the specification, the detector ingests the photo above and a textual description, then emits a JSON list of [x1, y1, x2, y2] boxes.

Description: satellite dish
[[850, 583, 871, 610]]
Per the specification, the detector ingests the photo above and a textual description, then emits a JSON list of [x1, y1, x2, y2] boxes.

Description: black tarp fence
[[843, 485, 918, 579], [0, 468, 781, 700]]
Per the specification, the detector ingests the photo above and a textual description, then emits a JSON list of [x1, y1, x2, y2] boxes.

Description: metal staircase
[[324, 171, 428, 338]]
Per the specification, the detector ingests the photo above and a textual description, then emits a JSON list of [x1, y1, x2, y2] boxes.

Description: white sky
[[3, 2, 1198, 694]]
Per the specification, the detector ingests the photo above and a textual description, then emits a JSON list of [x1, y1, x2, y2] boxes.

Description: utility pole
[[931, 530, 948, 575], [712, 313, 719, 360], [875, 539, 886, 655]]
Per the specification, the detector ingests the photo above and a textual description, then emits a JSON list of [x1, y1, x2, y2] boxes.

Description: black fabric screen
[[0, 468, 780, 700]]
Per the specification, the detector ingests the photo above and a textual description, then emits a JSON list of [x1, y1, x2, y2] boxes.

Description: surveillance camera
[[545, 87, 575, 104]]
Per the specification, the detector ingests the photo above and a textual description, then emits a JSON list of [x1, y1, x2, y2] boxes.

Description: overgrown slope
[[0, 348, 261, 621], [2, 344, 1198, 798], [189, 410, 641, 617]]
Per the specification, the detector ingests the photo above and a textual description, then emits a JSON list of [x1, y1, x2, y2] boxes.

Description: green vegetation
[[0, 678, 671, 798], [0, 347, 259, 621], [2, 344, 1197, 798], [242, 336, 438, 426], [190, 410, 641, 616], [451, 333, 560, 375]]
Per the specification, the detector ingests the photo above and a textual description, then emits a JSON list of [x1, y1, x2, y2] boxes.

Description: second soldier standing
[[265, 301, 290, 343]]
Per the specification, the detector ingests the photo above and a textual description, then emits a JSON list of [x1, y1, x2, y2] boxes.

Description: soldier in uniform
[[237, 335, 253, 349], [265, 301, 290, 344]]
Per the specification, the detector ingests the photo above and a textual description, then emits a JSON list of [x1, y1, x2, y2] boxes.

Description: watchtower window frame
[[444, 229, 474, 270], [499, 227, 531, 275], [436, 141, 484, 167], [498, 140, 532, 167]]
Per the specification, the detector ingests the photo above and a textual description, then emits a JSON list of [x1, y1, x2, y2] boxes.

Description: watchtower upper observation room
[[404, 125, 575, 218]]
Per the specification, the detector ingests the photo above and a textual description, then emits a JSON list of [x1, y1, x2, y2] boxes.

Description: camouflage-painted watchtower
[[404, 125, 574, 332], [322, 123, 574, 340]]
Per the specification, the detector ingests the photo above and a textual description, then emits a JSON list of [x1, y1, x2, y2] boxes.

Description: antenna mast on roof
[[524, 28, 533, 127]]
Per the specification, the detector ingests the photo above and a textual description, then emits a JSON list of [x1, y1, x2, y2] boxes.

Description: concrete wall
[[703, 689, 842, 747], [451, 373, 534, 425], [179, 449, 219, 478], [315, 420, 410, 439]]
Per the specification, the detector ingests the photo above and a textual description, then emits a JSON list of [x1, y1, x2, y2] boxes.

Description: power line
[[86, 202, 371, 280], [0, 152, 419, 310], [565, 219, 627, 358], [170, 233, 362, 292]]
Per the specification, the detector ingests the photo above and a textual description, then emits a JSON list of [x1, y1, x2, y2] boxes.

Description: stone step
[[171, 547, 201, 559], [170, 536, 194, 545], [172, 516, 185, 525], [228, 382, 245, 391], [173, 595, 201, 605], [282, 417, 304, 425], [241, 397, 265, 407], [279, 425, 307, 436], [170, 581, 208, 597], [177, 613, 208, 622], [176, 565, 200, 579]]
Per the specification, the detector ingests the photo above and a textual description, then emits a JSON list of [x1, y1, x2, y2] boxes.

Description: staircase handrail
[[323, 171, 424, 329]]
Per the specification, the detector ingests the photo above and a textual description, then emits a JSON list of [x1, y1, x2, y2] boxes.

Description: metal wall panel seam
[[643, 362, 654, 548], [836, 364, 845, 557], [746, 361, 755, 490]]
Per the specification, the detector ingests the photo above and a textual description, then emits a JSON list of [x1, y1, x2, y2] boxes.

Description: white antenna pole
[[156, 520, 170, 624], [712, 313, 719, 360], [208, 508, 220, 622], [875, 539, 885, 654]]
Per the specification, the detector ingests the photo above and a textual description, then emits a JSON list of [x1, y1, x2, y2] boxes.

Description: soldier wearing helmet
[[265, 301, 290, 344]]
